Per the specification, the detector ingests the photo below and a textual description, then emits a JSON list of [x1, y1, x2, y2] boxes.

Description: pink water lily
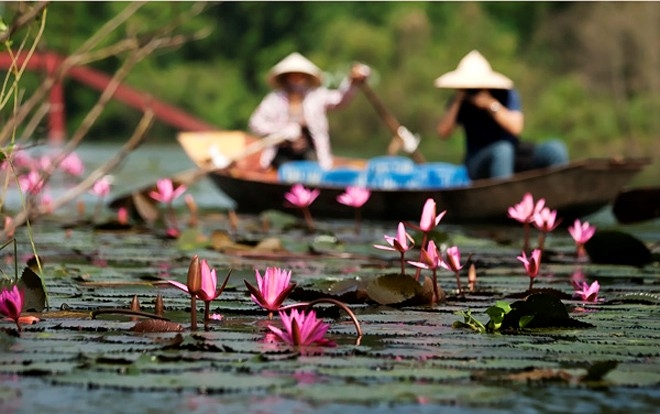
[[568, 219, 596, 244], [90, 176, 112, 197], [285, 183, 319, 208], [284, 184, 320, 231], [440, 246, 465, 293], [410, 198, 446, 233], [18, 170, 44, 195], [337, 186, 371, 235], [440, 246, 464, 273], [568, 219, 596, 258], [374, 222, 414, 275], [508, 192, 545, 224], [245, 267, 297, 316], [268, 308, 334, 347], [407, 198, 446, 281], [508, 193, 546, 251], [573, 280, 600, 302], [374, 222, 414, 254], [149, 178, 186, 235], [337, 186, 371, 208], [517, 249, 542, 291], [168, 257, 231, 327], [149, 178, 187, 204], [408, 240, 441, 270], [533, 207, 561, 233], [532, 207, 561, 253], [407, 240, 443, 304], [60, 152, 85, 177], [168, 258, 228, 301], [0, 285, 24, 332]]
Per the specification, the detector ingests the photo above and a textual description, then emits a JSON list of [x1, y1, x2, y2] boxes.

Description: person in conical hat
[[249, 52, 371, 170], [435, 50, 568, 180]]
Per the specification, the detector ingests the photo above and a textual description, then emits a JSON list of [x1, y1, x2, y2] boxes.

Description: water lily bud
[[154, 294, 164, 317], [130, 295, 141, 321], [187, 255, 202, 294]]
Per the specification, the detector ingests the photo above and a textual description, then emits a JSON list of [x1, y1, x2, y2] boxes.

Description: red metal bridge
[[0, 51, 217, 143]]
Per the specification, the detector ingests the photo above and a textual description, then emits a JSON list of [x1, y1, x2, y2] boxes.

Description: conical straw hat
[[267, 52, 323, 88], [434, 50, 513, 89]]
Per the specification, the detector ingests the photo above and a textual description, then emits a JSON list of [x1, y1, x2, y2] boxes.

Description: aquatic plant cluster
[[0, 164, 599, 346], [0, 151, 600, 340]]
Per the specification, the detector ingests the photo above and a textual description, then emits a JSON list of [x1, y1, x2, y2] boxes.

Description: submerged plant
[[337, 186, 371, 234], [268, 308, 334, 347], [284, 183, 319, 232], [373, 222, 414, 276], [454, 301, 534, 333], [517, 249, 542, 292], [244, 266, 297, 318], [0, 285, 24, 332]]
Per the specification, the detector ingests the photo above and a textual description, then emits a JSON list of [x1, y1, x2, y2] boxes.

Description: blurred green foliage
[[1, 1, 658, 164]]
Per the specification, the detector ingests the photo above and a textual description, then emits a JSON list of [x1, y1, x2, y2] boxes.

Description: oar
[[108, 132, 288, 219], [359, 82, 426, 163], [612, 186, 660, 224]]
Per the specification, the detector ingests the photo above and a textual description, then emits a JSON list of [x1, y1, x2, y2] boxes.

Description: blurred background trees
[[2, 1, 658, 165]]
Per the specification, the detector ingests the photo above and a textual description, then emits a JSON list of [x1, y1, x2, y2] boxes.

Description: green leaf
[[519, 315, 534, 328], [365, 273, 425, 306], [18, 267, 46, 312]]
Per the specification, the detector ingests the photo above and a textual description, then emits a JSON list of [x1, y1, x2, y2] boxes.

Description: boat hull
[[208, 158, 650, 224]]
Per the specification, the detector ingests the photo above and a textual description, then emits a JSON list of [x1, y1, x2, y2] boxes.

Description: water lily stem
[[190, 296, 198, 331], [537, 231, 546, 254], [167, 202, 180, 232], [415, 232, 429, 281], [454, 270, 463, 295], [302, 207, 315, 231], [204, 300, 210, 330], [523, 222, 530, 251], [354, 208, 361, 235], [432, 269, 440, 305]]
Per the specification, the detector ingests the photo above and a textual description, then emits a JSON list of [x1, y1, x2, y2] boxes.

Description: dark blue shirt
[[455, 89, 522, 162]]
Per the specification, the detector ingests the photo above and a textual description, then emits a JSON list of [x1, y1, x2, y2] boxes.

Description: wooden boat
[[178, 131, 651, 224]]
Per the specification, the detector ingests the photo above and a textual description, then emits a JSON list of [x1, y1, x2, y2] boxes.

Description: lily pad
[[365, 273, 430, 306], [585, 230, 652, 266]]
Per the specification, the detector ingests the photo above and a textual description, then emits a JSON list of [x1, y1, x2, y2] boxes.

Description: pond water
[[1, 142, 660, 413]]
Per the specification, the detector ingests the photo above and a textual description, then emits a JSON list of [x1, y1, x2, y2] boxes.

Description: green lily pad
[[51, 370, 295, 392], [365, 273, 429, 306]]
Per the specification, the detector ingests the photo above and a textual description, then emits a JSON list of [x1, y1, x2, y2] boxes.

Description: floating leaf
[[365, 273, 426, 306], [130, 319, 184, 333], [18, 267, 46, 312], [585, 230, 652, 266]]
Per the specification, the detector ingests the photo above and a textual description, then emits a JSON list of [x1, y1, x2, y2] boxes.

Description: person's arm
[[325, 63, 371, 110], [436, 90, 465, 139], [470, 90, 524, 136]]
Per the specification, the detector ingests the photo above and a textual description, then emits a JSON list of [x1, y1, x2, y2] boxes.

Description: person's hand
[[469, 90, 498, 111], [350, 63, 371, 84]]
